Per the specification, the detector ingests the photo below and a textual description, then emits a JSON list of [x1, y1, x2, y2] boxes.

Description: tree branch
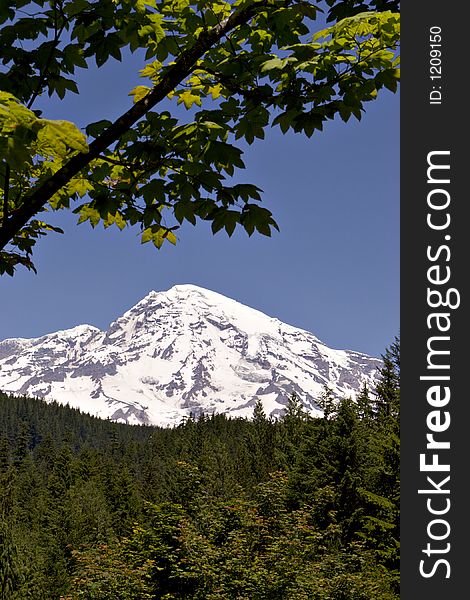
[[0, 0, 267, 252]]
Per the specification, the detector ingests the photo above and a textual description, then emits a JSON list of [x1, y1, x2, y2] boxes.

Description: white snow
[[0, 284, 381, 426]]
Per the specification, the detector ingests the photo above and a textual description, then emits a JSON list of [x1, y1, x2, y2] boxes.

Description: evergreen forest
[[0, 339, 400, 599]]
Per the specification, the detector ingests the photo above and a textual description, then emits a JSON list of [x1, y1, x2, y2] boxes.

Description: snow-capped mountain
[[0, 285, 382, 426]]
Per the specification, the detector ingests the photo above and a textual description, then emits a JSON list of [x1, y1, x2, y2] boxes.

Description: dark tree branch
[[0, 0, 268, 252]]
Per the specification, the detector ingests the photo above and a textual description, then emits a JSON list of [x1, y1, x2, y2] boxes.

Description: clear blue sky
[[0, 48, 399, 358]]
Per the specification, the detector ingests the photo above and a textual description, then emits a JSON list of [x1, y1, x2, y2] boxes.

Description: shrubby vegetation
[[0, 338, 399, 599]]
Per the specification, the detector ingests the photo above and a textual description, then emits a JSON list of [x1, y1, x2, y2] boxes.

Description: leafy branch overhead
[[0, 0, 400, 275]]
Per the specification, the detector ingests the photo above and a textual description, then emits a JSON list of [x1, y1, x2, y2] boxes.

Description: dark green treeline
[[0, 339, 400, 599]]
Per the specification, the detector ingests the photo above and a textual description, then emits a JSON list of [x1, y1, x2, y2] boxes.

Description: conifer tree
[[252, 398, 267, 426], [331, 398, 364, 544], [356, 382, 374, 421], [283, 392, 308, 427], [316, 385, 337, 420], [246, 399, 273, 483], [274, 393, 307, 476], [374, 336, 400, 424]]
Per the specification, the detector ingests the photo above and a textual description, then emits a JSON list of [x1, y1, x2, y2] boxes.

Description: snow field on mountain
[[0, 284, 382, 426]]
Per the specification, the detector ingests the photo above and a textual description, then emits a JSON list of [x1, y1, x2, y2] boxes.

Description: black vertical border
[[401, 2, 468, 597]]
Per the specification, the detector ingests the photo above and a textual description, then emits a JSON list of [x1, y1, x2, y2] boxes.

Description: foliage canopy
[[0, 0, 399, 274]]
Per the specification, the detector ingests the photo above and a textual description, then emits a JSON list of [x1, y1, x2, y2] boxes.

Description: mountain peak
[[131, 284, 213, 309], [162, 284, 241, 305], [0, 286, 381, 426]]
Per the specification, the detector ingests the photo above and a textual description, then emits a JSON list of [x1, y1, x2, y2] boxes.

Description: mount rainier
[[0, 284, 382, 426]]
